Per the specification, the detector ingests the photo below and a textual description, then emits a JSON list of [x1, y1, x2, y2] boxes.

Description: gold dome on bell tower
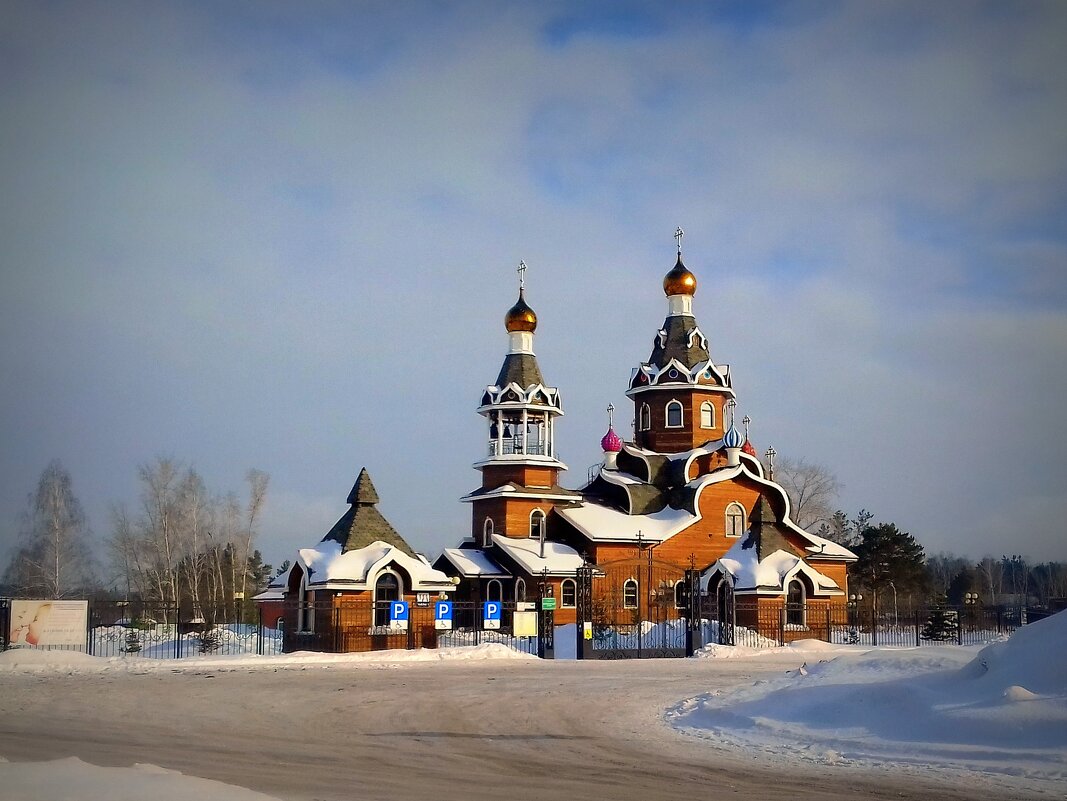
[[504, 290, 537, 332], [663, 227, 697, 296], [663, 256, 697, 296], [504, 260, 537, 332]]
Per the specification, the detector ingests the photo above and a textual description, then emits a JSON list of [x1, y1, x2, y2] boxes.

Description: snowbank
[[669, 611, 1067, 793], [0, 757, 283, 801], [0, 642, 534, 675]]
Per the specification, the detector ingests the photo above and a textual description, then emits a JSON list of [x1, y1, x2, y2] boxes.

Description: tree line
[[777, 456, 1065, 612], [2, 459, 274, 622]]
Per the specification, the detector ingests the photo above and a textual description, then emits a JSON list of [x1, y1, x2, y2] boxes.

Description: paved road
[[0, 658, 1043, 800]]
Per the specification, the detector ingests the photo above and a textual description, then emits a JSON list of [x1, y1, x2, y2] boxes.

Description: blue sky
[[1, 1, 1065, 575]]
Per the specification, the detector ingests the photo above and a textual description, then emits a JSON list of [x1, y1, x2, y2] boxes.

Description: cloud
[[0, 1, 1065, 570]]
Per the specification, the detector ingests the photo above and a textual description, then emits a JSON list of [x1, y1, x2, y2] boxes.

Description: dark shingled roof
[[649, 315, 710, 370], [743, 495, 803, 560], [494, 353, 545, 389], [321, 468, 416, 558]]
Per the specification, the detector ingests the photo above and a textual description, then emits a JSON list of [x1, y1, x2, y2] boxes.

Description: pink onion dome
[[600, 426, 623, 453], [742, 438, 757, 457]]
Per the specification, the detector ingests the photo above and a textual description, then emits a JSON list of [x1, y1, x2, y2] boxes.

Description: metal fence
[[0, 599, 284, 658], [283, 600, 543, 657], [705, 601, 1023, 649]]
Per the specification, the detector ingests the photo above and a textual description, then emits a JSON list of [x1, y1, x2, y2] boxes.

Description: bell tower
[[462, 263, 567, 544], [626, 229, 736, 453]]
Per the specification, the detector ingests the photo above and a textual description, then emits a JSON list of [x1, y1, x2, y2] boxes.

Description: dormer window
[[665, 400, 683, 428], [725, 502, 745, 538], [700, 401, 715, 429], [529, 509, 546, 540], [639, 403, 651, 431]]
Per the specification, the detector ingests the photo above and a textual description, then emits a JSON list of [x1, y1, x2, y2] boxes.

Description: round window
[[668, 369, 679, 379]]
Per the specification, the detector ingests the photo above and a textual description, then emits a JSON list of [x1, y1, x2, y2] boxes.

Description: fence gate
[[575, 554, 691, 659]]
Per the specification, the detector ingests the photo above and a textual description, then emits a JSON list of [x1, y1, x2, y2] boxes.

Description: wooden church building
[[432, 237, 856, 630], [263, 233, 856, 649]]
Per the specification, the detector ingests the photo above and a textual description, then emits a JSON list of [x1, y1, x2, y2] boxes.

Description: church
[[261, 232, 856, 650], [432, 234, 856, 632]]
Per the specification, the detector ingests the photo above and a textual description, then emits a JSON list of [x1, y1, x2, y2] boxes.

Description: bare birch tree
[[775, 456, 841, 531], [237, 469, 269, 615], [3, 460, 95, 597]]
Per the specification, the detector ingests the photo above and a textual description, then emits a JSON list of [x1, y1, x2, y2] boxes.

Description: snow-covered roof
[[599, 469, 646, 486], [704, 540, 842, 596], [490, 534, 583, 575], [460, 481, 579, 502], [439, 548, 510, 578], [299, 540, 455, 591], [252, 587, 284, 602], [799, 531, 855, 559], [556, 502, 695, 543], [686, 465, 856, 561]]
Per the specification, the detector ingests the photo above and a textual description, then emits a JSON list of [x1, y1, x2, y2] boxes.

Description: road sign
[[516, 601, 535, 612], [513, 611, 537, 638], [541, 597, 557, 611], [389, 601, 409, 631], [483, 601, 501, 630], [434, 601, 453, 631]]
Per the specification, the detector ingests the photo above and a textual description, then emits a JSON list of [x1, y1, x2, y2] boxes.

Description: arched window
[[639, 403, 651, 431], [295, 568, 313, 633], [725, 502, 745, 538], [482, 517, 494, 547], [486, 579, 502, 602], [665, 400, 683, 428], [700, 401, 715, 429], [674, 581, 687, 610], [561, 579, 576, 608], [373, 571, 401, 628], [515, 578, 527, 602], [786, 579, 805, 626], [529, 509, 546, 540], [623, 579, 638, 609]]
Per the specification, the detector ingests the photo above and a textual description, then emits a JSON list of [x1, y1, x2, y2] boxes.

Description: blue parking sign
[[483, 600, 501, 630], [389, 601, 409, 630], [434, 601, 453, 631]]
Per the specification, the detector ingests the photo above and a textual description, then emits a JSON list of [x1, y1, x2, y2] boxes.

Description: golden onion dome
[[504, 289, 537, 332], [663, 255, 697, 296]]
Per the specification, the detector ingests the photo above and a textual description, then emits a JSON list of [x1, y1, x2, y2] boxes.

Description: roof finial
[[765, 446, 777, 481], [517, 260, 527, 291], [726, 398, 737, 429], [674, 227, 684, 257], [607, 402, 615, 429], [742, 414, 751, 439]]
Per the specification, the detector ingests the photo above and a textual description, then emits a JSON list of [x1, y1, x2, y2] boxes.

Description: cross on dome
[[607, 402, 615, 428], [674, 227, 684, 256], [517, 260, 527, 290]]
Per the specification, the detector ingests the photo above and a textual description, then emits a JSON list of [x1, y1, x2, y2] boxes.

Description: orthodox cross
[[727, 398, 737, 428], [606, 402, 615, 429], [517, 260, 527, 290], [765, 446, 777, 480], [674, 227, 684, 256], [742, 415, 751, 439]]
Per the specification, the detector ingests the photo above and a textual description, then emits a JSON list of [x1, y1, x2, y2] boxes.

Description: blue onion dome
[[723, 423, 745, 449]]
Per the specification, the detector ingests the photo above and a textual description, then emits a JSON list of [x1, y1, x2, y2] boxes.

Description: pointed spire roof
[[745, 495, 803, 560], [323, 469, 416, 557], [347, 467, 380, 505]]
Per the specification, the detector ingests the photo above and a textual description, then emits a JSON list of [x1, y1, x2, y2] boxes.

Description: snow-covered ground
[[0, 641, 534, 675], [1, 616, 1063, 800], [670, 610, 1067, 793]]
